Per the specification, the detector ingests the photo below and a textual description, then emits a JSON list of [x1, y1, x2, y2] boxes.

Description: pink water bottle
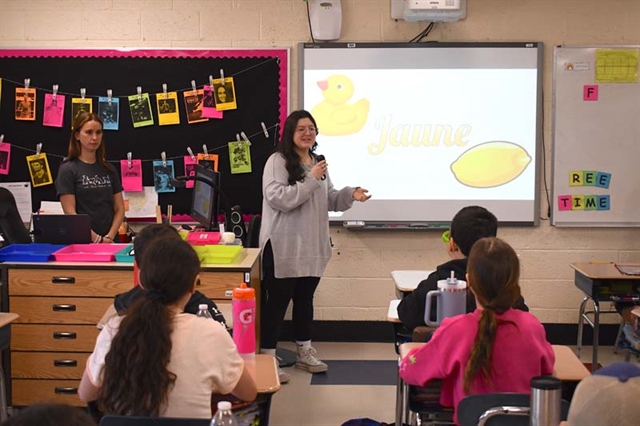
[[232, 283, 256, 359]]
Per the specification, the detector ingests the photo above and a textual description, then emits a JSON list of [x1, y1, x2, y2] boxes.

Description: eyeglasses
[[295, 127, 317, 134], [442, 230, 451, 243]]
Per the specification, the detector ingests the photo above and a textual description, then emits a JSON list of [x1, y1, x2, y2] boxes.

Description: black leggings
[[260, 241, 320, 349]]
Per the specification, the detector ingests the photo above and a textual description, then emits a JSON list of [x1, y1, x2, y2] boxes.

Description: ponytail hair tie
[[145, 289, 166, 303]]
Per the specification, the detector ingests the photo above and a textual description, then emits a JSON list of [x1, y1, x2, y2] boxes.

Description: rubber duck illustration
[[312, 74, 370, 136]]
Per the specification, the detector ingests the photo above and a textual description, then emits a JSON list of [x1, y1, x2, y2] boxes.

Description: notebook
[[32, 214, 92, 245], [615, 264, 640, 276]]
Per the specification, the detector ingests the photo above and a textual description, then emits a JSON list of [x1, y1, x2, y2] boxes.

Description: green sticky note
[[584, 195, 598, 210], [228, 141, 252, 174], [584, 171, 597, 186]]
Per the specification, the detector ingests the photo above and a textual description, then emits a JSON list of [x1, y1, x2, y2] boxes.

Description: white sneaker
[[278, 366, 291, 384], [295, 346, 328, 373]]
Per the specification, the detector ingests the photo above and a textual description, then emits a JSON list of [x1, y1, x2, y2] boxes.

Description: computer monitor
[[190, 165, 220, 231]]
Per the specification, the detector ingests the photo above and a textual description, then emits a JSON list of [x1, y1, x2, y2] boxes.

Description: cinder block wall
[[1, 0, 638, 324]]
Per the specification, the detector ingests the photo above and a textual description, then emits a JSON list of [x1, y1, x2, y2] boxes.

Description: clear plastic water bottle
[[197, 304, 212, 319], [210, 401, 238, 426]]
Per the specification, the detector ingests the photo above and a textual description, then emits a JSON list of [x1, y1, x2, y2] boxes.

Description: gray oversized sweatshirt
[[259, 152, 355, 278]]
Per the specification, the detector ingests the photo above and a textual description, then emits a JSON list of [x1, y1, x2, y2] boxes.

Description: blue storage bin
[[114, 244, 135, 262], [0, 244, 67, 262]]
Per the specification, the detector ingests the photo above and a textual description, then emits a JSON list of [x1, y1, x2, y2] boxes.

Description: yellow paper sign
[[595, 49, 639, 83], [156, 91, 180, 126], [26, 153, 53, 187]]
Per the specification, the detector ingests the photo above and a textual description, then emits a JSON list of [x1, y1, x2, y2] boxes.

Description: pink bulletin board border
[[0, 48, 289, 135]]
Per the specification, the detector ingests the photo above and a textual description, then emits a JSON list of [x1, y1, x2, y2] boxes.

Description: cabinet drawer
[[12, 352, 89, 379], [197, 271, 245, 299], [12, 324, 99, 352], [11, 297, 113, 324], [8, 269, 133, 297], [12, 379, 84, 407]]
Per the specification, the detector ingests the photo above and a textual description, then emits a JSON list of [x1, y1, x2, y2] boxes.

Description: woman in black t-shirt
[[55, 112, 124, 244]]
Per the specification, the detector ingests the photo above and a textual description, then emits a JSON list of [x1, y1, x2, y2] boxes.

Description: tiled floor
[[268, 341, 638, 426]]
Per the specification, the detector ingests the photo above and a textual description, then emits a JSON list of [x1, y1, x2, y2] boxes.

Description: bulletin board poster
[[0, 48, 289, 215], [552, 45, 640, 227]]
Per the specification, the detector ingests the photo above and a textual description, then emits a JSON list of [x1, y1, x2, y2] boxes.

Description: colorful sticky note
[[98, 97, 120, 131], [596, 172, 611, 189], [558, 195, 572, 211], [584, 195, 598, 210], [596, 49, 639, 83], [572, 195, 585, 210], [0, 142, 11, 175], [120, 159, 143, 192], [229, 141, 252, 174], [569, 171, 584, 186], [584, 171, 597, 186], [128, 93, 154, 128], [597, 195, 610, 210], [583, 85, 598, 101], [157, 91, 180, 126], [43, 93, 65, 128]]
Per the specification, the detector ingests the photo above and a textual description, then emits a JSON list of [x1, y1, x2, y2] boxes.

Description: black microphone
[[316, 154, 326, 181]]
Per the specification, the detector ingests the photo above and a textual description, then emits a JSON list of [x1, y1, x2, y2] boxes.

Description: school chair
[[99, 416, 210, 426], [457, 393, 570, 426]]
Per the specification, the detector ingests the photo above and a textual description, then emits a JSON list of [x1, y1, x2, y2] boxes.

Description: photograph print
[[98, 97, 120, 131], [128, 93, 154, 128], [152, 160, 176, 193], [15, 87, 36, 121], [26, 154, 53, 188]]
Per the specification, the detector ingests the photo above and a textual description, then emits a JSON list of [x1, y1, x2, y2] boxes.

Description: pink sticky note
[[120, 159, 143, 192], [43, 93, 65, 127], [184, 155, 197, 188], [0, 143, 11, 175], [583, 85, 598, 101], [558, 195, 573, 211], [201, 85, 224, 119]]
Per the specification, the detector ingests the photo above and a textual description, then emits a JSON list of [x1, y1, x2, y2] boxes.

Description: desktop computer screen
[[190, 165, 220, 231]]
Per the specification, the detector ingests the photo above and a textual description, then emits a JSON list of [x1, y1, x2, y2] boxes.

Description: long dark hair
[[67, 112, 113, 171], [463, 237, 522, 394], [276, 110, 318, 185], [99, 238, 201, 416]]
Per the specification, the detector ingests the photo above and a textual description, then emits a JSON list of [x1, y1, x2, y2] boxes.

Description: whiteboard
[[552, 45, 640, 227]]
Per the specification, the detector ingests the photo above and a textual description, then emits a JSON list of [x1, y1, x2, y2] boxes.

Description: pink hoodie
[[400, 309, 555, 424]]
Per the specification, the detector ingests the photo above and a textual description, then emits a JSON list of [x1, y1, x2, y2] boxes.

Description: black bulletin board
[[0, 48, 289, 218]]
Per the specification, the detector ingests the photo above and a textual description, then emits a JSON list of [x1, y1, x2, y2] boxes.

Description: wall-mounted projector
[[391, 0, 466, 23]]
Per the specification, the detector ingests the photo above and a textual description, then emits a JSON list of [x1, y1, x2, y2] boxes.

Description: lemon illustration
[[450, 141, 532, 188]]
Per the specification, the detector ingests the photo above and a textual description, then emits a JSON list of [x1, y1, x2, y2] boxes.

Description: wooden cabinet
[[1, 248, 261, 408]]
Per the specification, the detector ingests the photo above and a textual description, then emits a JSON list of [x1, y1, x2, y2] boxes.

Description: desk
[[0, 249, 261, 408], [571, 262, 640, 371], [0, 313, 18, 422], [396, 343, 589, 423], [391, 270, 433, 296], [387, 300, 401, 323], [237, 354, 280, 426]]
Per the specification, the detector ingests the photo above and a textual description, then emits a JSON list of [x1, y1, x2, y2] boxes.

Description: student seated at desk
[[397, 206, 529, 332], [399, 237, 554, 424], [79, 237, 257, 418], [0, 187, 31, 246], [99, 224, 228, 331]]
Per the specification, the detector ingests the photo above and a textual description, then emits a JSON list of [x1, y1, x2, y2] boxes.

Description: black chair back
[[457, 393, 570, 426], [99, 416, 210, 426], [246, 214, 261, 248]]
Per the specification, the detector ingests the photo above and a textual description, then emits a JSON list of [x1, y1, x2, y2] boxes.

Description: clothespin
[[24, 78, 31, 91], [187, 147, 196, 161], [209, 75, 214, 87], [0, 135, 4, 146], [162, 83, 168, 99], [137, 86, 142, 102], [107, 89, 113, 105], [80, 88, 86, 104], [261, 122, 269, 138], [52, 85, 59, 101], [127, 152, 133, 169], [191, 80, 197, 96], [161, 151, 167, 167], [236, 133, 241, 142], [240, 131, 252, 147], [220, 69, 225, 82], [35, 143, 42, 158], [202, 144, 209, 160]]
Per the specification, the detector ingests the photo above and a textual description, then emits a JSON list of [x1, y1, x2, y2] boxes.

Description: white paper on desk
[[0, 182, 32, 223], [123, 186, 158, 218], [39, 201, 64, 214]]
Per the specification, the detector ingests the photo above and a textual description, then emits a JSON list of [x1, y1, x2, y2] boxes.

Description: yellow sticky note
[[596, 49, 639, 83]]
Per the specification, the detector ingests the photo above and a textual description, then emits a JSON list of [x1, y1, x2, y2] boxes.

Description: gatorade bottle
[[232, 283, 256, 359]]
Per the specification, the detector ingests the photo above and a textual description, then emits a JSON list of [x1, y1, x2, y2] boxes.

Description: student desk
[[571, 262, 640, 371], [396, 343, 589, 423], [0, 248, 261, 408], [391, 270, 433, 297]]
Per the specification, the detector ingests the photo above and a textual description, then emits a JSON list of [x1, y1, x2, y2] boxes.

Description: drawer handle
[[51, 277, 75, 284], [52, 304, 76, 312], [54, 359, 78, 367], [53, 332, 77, 339], [54, 387, 78, 395]]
